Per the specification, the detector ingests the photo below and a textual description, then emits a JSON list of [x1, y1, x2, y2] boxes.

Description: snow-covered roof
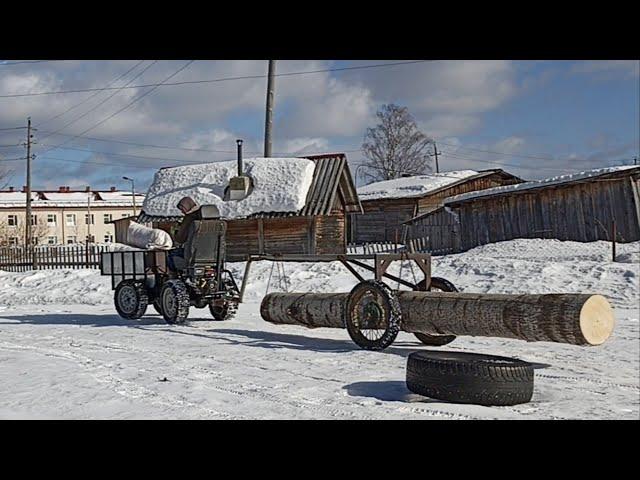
[[0, 190, 144, 208], [446, 165, 640, 204], [142, 157, 317, 219], [357, 170, 480, 201]]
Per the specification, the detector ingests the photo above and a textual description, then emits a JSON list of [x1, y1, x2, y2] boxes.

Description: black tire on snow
[[413, 277, 458, 347], [406, 350, 534, 406], [152, 299, 163, 316], [209, 302, 229, 321], [114, 280, 149, 320], [345, 280, 401, 351], [160, 279, 190, 325]]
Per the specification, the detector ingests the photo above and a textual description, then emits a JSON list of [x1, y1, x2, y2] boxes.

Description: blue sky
[[0, 59, 637, 192]]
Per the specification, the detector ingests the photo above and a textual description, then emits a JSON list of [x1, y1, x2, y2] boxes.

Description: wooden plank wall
[[453, 178, 640, 251], [405, 208, 461, 254]]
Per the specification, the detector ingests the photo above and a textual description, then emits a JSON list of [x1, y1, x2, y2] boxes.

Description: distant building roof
[[0, 188, 144, 208], [357, 169, 523, 202], [445, 165, 640, 205]]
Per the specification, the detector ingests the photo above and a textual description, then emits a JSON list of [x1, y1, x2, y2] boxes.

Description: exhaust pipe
[[236, 139, 243, 176]]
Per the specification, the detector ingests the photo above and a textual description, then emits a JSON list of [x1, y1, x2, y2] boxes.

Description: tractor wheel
[[209, 302, 229, 321], [152, 299, 163, 316], [413, 277, 458, 347], [114, 280, 149, 320], [160, 279, 190, 325], [345, 280, 401, 351], [406, 351, 534, 406]]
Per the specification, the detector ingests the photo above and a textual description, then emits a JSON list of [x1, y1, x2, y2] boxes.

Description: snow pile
[[126, 222, 173, 250], [357, 170, 479, 201], [447, 165, 639, 203], [142, 158, 316, 219]]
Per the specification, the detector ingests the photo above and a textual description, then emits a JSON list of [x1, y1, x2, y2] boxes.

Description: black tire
[[160, 279, 190, 325], [413, 277, 458, 347], [406, 351, 534, 406], [345, 280, 401, 351], [114, 280, 149, 320], [209, 302, 229, 321], [152, 299, 163, 316]]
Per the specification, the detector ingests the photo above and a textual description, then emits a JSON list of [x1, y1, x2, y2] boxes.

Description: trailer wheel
[[114, 280, 148, 320], [160, 279, 190, 324], [413, 277, 458, 347], [345, 280, 401, 351], [406, 351, 534, 406]]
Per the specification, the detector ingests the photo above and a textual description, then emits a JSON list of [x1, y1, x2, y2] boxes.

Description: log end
[[580, 295, 615, 346]]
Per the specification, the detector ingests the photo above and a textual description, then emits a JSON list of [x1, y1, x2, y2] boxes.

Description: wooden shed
[[136, 153, 362, 261], [351, 169, 523, 244], [405, 165, 640, 253]]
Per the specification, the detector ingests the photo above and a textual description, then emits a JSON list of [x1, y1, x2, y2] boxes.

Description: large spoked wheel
[[413, 277, 458, 346], [160, 279, 190, 325], [114, 280, 149, 320], [345, 280, 401, 351]]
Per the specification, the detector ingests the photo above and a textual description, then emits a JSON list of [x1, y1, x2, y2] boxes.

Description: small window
[[47, 236, 57, 245], [8, 215, 18, 226], [66, 214, 76, 226], [84, 214, 95, 225], [47, 214, 57, 225], [104, 213, 113, 223], [67, 236, 77, 244], [8, 237, 18, 246], [122, 213, 129, 218], [31, 237, 38, 245], [104, 234, 113, 243], [31, 214, 37, 226]]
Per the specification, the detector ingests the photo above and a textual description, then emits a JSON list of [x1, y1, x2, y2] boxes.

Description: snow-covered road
[[1, 239, 638, 419]]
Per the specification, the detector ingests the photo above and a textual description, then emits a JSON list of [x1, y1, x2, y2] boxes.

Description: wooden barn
[[136, 153, 362, 261], [350, 168, 524, 244], [405, 165, 640, 253]]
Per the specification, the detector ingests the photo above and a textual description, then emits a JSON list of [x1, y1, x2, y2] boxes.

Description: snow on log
[[260, 291, 615, 346]]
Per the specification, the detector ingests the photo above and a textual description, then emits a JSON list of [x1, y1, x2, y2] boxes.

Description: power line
[[0, 126, 27, 131], [37, 60, 146, 127], [439, 150, 575, 173], [37, 61, 193, 158], [0, 60, 58, 66], [38, 143, 211, 164], [37, 60, 158, 143], [0, 60, 432, 98]]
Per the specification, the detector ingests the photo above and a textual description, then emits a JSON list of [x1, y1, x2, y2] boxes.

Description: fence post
[[612, 220, 617, 262]]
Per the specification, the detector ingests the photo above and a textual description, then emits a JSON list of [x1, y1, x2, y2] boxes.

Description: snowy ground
[[0, 239, 638, 419]]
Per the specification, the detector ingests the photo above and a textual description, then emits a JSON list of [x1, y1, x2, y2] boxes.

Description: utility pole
[[634, 157, 638, 166], [433, 141, 440, 173], [264, 60, 276, 157], [86, 189, 92, 244], [123, 177, 136, 216], [24, 117, 33, 248]]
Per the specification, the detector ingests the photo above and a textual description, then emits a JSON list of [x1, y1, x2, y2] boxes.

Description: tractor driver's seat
[[182, 204, 227, 273]]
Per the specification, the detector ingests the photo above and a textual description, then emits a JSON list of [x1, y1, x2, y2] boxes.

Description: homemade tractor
[[101, 205, 615, 352], [100, 205, 241, 324]]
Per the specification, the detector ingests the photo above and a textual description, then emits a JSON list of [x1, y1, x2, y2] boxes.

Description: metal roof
[[137, 153, 362, 223]]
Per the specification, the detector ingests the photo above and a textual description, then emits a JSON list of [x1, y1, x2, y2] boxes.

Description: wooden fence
[[347, 242, 405, 254], [0, 244, 112, 272]]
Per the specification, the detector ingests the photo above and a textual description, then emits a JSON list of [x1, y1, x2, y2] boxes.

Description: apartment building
[[0, 186, 145, 246]]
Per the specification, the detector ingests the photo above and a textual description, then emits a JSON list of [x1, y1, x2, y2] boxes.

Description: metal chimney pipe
[[236, 139, 243, 176]]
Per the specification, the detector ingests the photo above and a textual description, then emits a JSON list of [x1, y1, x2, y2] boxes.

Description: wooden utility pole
[[264, 60, 276, 157], [433, 141, 440, 173], [24, 117, 33, 248]]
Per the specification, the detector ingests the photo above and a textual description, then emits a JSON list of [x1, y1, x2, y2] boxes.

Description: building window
[[85, 214, 95, 225], [32, 237, 39, 245], [8, 237, 18, 246], [67, 236, 77, 244], [8, 215, 18, 226], [122, 213, 129, 218], [47, 236, 57, 245], [66, 214, 76, 226], [104, 213, 113, 223], [31, 214, 37, 225], [47, 214, 57, 226], [104, 234, 113, 243]]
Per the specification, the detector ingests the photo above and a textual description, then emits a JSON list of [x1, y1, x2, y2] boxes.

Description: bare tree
[[361, 104, 434, 183]]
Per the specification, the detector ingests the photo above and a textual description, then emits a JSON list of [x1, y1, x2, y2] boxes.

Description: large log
[[260, 291, 614, 346]]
